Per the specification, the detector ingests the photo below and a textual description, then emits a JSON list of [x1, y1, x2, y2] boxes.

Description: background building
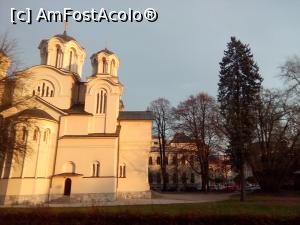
[[148, 133, 235, 191]]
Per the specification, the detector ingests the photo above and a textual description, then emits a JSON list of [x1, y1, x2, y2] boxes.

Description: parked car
[[221, 184, 239, 192]]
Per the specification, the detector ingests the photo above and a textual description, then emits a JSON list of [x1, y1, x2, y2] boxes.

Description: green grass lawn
[[1, 192, 300, 218]]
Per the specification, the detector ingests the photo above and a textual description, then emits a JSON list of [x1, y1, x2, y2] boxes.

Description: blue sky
[[1, 0, 300, 110]]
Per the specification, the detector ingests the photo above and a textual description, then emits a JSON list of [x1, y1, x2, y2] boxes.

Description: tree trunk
[[240, 160, 245, 202]]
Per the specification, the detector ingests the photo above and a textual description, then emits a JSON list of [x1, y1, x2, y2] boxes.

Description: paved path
[[48, 192, 233, 207], [1, 192, 233, 207]]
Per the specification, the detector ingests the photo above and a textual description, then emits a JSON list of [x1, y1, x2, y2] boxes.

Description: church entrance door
[[64, 178, 72, 196]]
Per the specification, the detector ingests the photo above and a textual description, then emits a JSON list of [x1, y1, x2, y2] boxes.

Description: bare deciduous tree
[[0, 33, 33, 174], [248, 89, 300, 192], [173, 93, 223, 192], [280, 56, 300, 96], [147, 98, 173, 191]]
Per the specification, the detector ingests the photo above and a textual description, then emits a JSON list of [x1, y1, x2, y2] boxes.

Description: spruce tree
[[218, 37, 262, 201]]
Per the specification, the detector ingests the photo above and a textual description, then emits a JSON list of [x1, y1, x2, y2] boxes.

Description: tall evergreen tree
[[218, 37, 262, 201]]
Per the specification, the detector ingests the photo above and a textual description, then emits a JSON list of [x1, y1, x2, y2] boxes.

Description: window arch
[[96, 89, 107, 114], [110, 59, 116, 75], [119, 163, 126, 178], [34, 80, 55, 97], [92, 161, 100, 177], [55, 45, 63, 68], [102, 57, 108, 73], [62, 161, 75, 173], [33, 127, 40, 141], [43, 129, 50, 143]]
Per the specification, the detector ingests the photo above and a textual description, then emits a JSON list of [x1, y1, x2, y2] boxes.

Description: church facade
[[0, 32, 153, 205]]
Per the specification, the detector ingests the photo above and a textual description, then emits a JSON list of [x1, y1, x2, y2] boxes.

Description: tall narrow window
[[102, 57, 108, 73], [93, 58, 98, 74], [149, 157, 153, 165], [33, 128, 39, 141], [96, 89, 107, 114], [119, 164, 126, 178], [41, 83, 45, 97], [55, 45, 63, 68], [156, 156, 161, 165], [55, 47, 59, 67], [21, 126, 27, 142], [110, 59, 115, 75], [69, 51, 73, 71], [43, 129, 50, 143], [35, 80, 55, 98], [92, 161, 100, 177]]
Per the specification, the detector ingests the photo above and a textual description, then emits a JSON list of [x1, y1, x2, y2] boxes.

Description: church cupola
[[38, 30, 86, 78], [90, 49, 120, 77]]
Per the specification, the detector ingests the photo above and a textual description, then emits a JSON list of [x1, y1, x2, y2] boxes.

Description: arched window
[[92, 161, 100, 177], [119, 163, 126, 178], [69, 50, 72, 71], [96, 89, 107, 114], [63, 161, 75, 173], [110, 59, 115, 75], [41, 47, 48, 64], [93, 58, 98, 74], [43, 129, 50, 143], [33, 127, 39, 141], [69, 48, 78, 73], [149, 157, 153, 165], [102, 57, 108, 73], [35, 80, 55, 97], [55, 45, 63, 68], [21, 126, 27, 142], [156, 156, 161, 165]]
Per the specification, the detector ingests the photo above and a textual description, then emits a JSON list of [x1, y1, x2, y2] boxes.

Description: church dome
[[38, 31, 86, 78], [90, 48, 120, 76], [53, 33, 76, 42]]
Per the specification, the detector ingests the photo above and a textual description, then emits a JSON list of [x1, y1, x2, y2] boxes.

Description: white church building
[[0, 31, 153, 205]]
